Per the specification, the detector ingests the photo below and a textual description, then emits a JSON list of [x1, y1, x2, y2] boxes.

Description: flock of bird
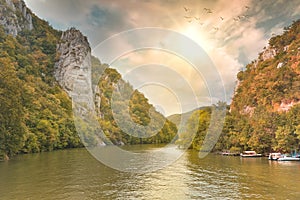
[[183, 5, 251, 32]]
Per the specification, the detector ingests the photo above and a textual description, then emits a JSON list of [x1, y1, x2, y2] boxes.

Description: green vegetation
[[94, 59, 177, 145], [176, 20, 300, 154], [0, 15, 83, 160], [0, 4, 177, 160], [175, 107, 211, 150], [224, 20, 300, 154]]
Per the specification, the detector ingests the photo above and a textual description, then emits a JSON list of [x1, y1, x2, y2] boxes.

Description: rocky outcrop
[[54, 28, 93, 106], [261, 46, 277, 61], [242, 105, 255, 116], [55, 28, 107, 146], [274, 100, 300, 112], [0, 0, 33, 36]]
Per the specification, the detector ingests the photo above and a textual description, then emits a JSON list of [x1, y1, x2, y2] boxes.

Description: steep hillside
[[218, 20, 300, 153], [96, 66, 177, 145], [0, 0, 84, 161], [231, 21, 300, 113], [54, 28, 177, 146], [0, 0, 177, 160]]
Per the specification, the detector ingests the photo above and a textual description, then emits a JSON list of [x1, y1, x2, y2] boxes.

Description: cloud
[[24, 0, 300, 115]]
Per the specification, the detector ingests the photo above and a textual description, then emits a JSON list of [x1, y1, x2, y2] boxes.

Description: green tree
[[0, 57, 26, 160]]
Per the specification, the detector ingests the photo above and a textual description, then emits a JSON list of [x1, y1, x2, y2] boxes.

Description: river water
[[0, 145, 300, 200]]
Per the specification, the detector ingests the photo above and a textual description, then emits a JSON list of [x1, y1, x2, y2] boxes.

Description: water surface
[[0, 146, 300, 199]]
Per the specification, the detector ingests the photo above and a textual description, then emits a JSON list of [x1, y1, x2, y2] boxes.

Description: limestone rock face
[[0, 0, 33, 36], [55, 28, 107, 146], [54, 28, 92, 104]]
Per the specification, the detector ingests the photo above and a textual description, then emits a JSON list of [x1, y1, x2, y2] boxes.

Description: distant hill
[[167, 106, 210, 127]]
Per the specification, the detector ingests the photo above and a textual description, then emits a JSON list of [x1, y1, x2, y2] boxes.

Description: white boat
[[277, 156, 300, 161], [240, 151, 262, 157], [268, 153, 282, 160]]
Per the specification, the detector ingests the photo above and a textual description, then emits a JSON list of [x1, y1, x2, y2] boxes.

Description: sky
[[24, 0, 300, 116]]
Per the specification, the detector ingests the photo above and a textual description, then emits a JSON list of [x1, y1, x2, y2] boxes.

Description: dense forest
[[0, 1, 177, 160], [176, 20, 300, 154], [0, 9, 83, 160]]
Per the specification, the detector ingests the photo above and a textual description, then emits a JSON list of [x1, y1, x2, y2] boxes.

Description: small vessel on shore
[[240, 151, 262, 157], [277, 156, 300, 161], [269, 150, 300, 161], [221, 150, 240, 156], [268, 153, 282, 160]]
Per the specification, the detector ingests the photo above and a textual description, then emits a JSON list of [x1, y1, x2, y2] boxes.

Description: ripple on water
[[1, 148, 300, 199]]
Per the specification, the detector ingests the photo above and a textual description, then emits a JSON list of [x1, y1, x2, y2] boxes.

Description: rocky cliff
[[54, 28, 178, 146], [0, 0, 33, 36], [54, 28, 92, 97]]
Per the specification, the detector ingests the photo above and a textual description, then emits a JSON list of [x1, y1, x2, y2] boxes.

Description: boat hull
[[240, 154, 262, 158], [277, 157, 300, 161]]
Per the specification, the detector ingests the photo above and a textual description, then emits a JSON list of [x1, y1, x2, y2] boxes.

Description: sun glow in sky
[[24, 0, 300, 115]]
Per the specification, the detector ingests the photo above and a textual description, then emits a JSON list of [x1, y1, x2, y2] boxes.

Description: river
[[0, 145, 300, 199]]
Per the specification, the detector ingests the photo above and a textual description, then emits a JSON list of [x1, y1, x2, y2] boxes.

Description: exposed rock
[[242, 105, 255, 116], [253, 59, 259, 68], [276, 100, 300, 112], [277, 62, 283, 68], [0, 0, 33, 36], [5, 0, 15, 11], [54, 28, 92, 102], [261, 47, 277, 61], [55, 28, 108, 146]]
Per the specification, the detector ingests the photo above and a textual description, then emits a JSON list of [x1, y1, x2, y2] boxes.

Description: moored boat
[[240, 151, 262, 157], [277, 156, 300, 161], [268, 153, 282, 160], [221, 151, 240, 156]]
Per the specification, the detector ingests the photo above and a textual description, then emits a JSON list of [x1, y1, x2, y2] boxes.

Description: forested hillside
[[0, 0, 177, 160], [93, 58, 177, 145], [0, 13, 83, 160], [220, 20, 300, 154], [175, 20, 300, 154]]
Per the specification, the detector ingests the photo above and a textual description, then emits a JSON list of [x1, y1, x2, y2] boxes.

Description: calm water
[[0, 146, 300, 200]]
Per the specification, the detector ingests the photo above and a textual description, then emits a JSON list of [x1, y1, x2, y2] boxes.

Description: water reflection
[[0, 147, 300, 199]]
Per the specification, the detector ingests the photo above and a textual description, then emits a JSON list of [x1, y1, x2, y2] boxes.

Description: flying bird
[[183, 6, 190, 12], [233, 17, 239, 21], [204, 8, 212, 13], [220, 17, 224, 20]]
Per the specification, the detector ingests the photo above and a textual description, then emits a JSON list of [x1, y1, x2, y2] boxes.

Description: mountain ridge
[[0, 0, 177, 160]]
